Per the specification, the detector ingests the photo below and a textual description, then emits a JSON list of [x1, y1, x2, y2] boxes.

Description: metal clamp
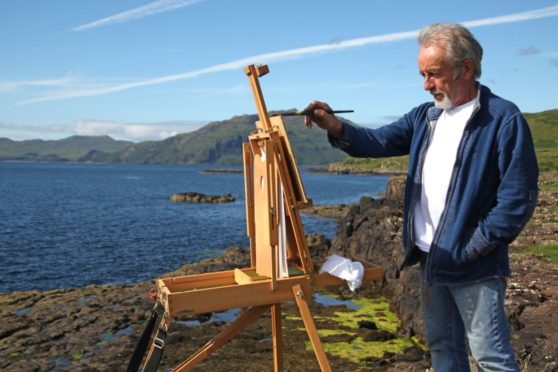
[[153, 336, 165, 349]]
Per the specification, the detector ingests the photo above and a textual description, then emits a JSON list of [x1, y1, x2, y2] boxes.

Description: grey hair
[[418, 23, 483, 79]]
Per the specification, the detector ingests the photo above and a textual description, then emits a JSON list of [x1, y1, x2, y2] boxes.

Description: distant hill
[[330, 108, 558, 173], [78, 113, 347, 165], [0, 135, 133, 162], [4, 109, 554, 168]]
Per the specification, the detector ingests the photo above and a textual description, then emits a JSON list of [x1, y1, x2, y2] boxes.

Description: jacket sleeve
[[466, 113, 539, 256], [328, 111, 416, 158]]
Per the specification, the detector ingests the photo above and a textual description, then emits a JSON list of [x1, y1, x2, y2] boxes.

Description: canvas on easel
[[129, 64, 384, 372]]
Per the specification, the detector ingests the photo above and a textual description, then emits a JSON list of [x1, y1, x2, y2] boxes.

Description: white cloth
[[414, 94, 479, 252], [319, 255, 364, 291]]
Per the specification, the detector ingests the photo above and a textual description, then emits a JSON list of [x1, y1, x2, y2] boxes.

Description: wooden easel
[[138, 64, 383, 372]]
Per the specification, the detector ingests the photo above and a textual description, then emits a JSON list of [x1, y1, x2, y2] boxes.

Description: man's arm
[[328, 117, 415, 158], [304, 100, 417, 158]]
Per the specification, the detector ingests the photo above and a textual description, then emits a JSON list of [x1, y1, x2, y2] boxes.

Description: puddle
[[314, 293, 361, 310], [15, 307, 32, 316], [49, 355, 70, 370], [78, 295, 96, 306], [176, 308, 240, 327], [98, 326, 133, 343]]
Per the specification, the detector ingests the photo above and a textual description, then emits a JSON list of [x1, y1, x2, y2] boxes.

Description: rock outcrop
[[170, 192, 235, 203], [326, 176, 424, 340]]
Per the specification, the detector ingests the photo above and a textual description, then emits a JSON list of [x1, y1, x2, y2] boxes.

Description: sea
[[0, 162, 388, 293]]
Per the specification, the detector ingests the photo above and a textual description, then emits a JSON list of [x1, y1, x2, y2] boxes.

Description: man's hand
[[303, 100, 344, 138]]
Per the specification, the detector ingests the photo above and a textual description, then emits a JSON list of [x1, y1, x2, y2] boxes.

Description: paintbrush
[[279, 109, 354, 116]]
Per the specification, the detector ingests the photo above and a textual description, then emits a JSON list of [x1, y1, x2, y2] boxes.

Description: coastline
[[1, 173, 557, 370], [305, 165, 405, 177]]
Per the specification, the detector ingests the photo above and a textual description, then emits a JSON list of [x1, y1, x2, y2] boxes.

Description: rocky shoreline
[[1, 174, 557, 371]]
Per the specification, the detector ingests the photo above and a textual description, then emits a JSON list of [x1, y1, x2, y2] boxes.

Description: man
[[304, 23, 538, 371]]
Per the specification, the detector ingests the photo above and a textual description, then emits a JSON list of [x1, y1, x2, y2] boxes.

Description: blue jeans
[[420, 267, 519, 372]]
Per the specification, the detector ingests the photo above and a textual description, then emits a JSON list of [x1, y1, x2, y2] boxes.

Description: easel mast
[[244, 64, 313, 278]]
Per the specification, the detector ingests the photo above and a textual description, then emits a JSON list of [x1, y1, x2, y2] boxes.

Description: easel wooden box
[[139, 64, 383, 372]]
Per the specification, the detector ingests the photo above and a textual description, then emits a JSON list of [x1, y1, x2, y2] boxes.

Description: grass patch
[[520, 245, 558, 263], [539, 183, 558, 191]]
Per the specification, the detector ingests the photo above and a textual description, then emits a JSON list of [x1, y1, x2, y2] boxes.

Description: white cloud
[[517, 46, 540, 56], [461, 5, 558, 27], [0, 119, 208, 141], [73, 0, 205, 31], [0, 121, 72, 134], [74, 120, 207, 141], [0, 77, 76, 93], [0, 74, 135, 96], [17, 5, 558, 105]]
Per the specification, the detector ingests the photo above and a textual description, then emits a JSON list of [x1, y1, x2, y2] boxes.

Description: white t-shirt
[[414, 95, 479, 252]]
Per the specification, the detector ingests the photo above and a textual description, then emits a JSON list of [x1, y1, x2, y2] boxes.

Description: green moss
[[9, 352, 23, 361], [317, 329, 356, 337], [318, 296, 401, 333], [305, 295, 421, 363], [71, 353, 82, 361], [311, 337, 416, 360]]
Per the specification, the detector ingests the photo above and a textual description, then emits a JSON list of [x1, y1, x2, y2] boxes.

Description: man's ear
[[463, 58, 476, 80]]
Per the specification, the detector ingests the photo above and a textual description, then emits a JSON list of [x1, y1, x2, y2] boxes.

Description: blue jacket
[[330, 85, 538, 285]]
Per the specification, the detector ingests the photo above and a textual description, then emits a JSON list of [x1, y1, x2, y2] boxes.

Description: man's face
[[418, 44, 464, 109]]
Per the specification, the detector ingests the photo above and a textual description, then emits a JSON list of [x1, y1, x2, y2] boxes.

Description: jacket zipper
[[425, 103, 481, 284], [404, 111, 437, 268]]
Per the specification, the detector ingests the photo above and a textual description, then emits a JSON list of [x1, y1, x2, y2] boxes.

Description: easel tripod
[[128, 64, 383, 372]]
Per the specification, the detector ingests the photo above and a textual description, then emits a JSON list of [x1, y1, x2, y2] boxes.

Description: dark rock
[[357, 320, 378, 330], [394, 345, 425, 362], [321, 333, 356, 343], [328, 176, 425, 340], [170, 192, 235, 203], [199, 169, 242, 174], [301, 204, 354, 219], [361, 329, 396, 342]]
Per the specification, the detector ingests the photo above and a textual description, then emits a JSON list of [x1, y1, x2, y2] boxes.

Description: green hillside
[[3, 109, 554, 168], [331, 108, 558, 173], [80, 114, 347, 165], [0, 135, 133, 162], [524, 109, 558, 172]]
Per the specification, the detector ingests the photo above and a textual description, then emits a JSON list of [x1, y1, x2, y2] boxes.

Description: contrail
[[73, 0, 204, 32], [21, 5, 558, 104]]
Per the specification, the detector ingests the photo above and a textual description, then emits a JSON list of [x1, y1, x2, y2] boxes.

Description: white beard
[[433, 91, 453, 110]]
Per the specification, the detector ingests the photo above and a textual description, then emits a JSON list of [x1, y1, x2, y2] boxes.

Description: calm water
[[0, 163, 387, 292]]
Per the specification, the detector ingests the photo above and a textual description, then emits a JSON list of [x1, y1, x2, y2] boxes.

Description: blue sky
[[1, 1, 557, 142]]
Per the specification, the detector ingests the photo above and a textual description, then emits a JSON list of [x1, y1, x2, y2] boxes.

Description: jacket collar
[[427, 106, 443, 122]]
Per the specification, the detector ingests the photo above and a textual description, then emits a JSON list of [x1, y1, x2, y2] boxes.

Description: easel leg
[[271, 303, 283, 371], [173, 305, 269, 372], [291, 284, 332, 372]]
